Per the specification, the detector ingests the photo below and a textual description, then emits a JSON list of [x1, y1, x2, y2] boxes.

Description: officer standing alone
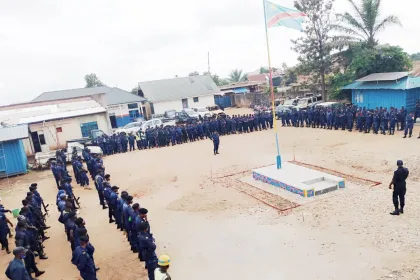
[[211, 131, 220, 155], [389, 160, 409, 215]]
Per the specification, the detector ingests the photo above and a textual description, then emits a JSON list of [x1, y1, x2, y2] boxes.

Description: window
[[39, 134, 46, 145], [128, 103, 138, 109], [56, 127, 62, 132], [80, 121, 98, 137], [193, 97, 199, 103], [129, 109, 140, 119]]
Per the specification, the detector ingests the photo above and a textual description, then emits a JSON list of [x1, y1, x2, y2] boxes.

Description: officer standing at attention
[[0, 209, 13, 254], [211, 131, 220, 155], [389, 160, 409, 216], [403, 113, 414, 138], [138, 223, 158, 280], [5, 247, 32, 280], [71, 236, 97, 280]]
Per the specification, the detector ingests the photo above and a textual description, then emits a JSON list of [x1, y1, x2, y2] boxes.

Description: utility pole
[[207, 51, 210, 74]]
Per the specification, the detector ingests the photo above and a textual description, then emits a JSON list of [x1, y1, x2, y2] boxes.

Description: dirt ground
[[1, 108, 420, 280]]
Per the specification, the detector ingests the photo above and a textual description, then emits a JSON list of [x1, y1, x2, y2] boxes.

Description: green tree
[[293, 0, 335, 101], [203, 72, 228, 86], [84, 73, 105, 88], [260, 67, 269, 74], [188, 71, 199, 76], [334, 0, 401, 48], [411, 53, 420, 61], [131, 87, 138, 94], [228, 69, 247, 82], [329, 45, 412, 99]]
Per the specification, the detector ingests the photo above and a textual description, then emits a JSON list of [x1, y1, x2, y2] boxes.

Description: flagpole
[[263, 0, 282, 169]]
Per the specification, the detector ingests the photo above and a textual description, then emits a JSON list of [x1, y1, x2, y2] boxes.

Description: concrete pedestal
[[252, 162, 345, 198]]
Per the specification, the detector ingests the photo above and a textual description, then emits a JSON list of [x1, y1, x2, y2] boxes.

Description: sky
[[0, 0, 418, 105]]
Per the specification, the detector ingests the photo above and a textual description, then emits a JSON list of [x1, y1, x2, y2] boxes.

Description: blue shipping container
[[0, 140, 28, 178]]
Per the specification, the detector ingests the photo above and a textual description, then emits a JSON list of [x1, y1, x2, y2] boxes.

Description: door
[[30, 131, 42, 153], [182, 98, 189, 109], [109, 115, 117, 129]]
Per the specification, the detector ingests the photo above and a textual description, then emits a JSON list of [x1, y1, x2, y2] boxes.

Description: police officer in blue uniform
[[5, 247, 33, 280], [403, 113, 414, 138], [138, 223, 158, 280], [389, 160, 409, 215], [211, 131, 220, 155], [71, 236, 97, 280], [0, 211, 13, 254]]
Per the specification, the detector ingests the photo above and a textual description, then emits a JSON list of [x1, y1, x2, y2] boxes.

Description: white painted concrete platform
[[252, 162, 345, 198]]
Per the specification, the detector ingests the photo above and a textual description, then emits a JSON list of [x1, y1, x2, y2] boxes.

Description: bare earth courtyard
[[1, 108, 420, 280]]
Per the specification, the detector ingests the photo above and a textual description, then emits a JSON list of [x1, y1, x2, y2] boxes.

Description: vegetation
[[334, 0, 401, 48], [293, 0, 335, 101], [84, 73, 105, 88], [228, 69, 247, 82]]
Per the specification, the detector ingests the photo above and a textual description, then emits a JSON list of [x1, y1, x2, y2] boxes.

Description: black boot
[[35, 271, 45, 277], [109, 219, 115, 223], [390, 209, 400, 215], [399, 208, 404, 214]]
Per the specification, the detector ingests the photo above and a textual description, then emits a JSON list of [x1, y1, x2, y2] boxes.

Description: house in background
[[219, 81, 265, 94], [32, 86, 147, 128], [343, 72, 420, 111], [0, 96, 110, 155], [137, 75, 221, 114], [0, 124, 29, 178]]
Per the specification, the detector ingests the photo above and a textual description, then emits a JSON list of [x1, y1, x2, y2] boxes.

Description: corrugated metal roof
[[342, 76, 420, 90], [0, 99, 106, 125], [32, 87, 146, 106], [106, 87, 146, 105], [356, 72, 408, 82], [138, 75, 221, 103], [0, 125, 29, 142]]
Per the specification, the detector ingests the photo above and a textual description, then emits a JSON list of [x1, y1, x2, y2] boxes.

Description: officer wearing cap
[[71, 236, 97, 280], [5, 247, 33, 280], [138, 223, 158, 280], [389, 160, 409, 215], [155, 255, 171, 280], [109, 186, 119, 224]]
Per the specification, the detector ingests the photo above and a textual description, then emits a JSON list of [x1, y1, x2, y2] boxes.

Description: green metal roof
[[342, 76, 420, 90]]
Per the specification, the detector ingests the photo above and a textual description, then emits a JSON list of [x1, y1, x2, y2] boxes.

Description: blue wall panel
[[352, 89, 406, 109], [115, 116, 132, 127], [406, 88, 420, 113], [0, 140, 28, 177]]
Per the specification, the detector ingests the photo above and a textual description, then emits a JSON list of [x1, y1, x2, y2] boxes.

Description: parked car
[[296, 96, 323, 110], [206, 105, 225, 117], [283, 98, 299, 108], [115, 119, 176, 134], [316, 102, 341, 109], [34, 141, 103, 169], [175, 111, 196, 124], [193, 107, 211, 118], [275, 105, 292, 119], [114, 121, 143, 134], [182, 108, 199, 119]]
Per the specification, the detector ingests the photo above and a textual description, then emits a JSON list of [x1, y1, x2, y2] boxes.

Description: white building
[[32, 86, 147, 128], [0, 96, 110, 155], [137, 75, 221, 114]]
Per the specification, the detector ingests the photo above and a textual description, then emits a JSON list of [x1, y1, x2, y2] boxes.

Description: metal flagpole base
[[276, 155, 282, 169]]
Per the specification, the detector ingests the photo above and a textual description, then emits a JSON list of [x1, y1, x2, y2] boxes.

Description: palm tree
[[334, 0, 401, 48], [228, 69, 247, 82]]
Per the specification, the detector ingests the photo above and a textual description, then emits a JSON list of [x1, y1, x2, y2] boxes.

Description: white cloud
[[0, 0, 417, 105]]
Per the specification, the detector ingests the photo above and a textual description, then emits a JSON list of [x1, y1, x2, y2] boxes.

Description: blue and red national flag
[[264, 0, 306, 31]]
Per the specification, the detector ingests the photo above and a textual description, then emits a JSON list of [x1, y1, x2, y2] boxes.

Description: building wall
[[352, 89, 407, 109], [107, 102, 145, 128], [0, 139, 28, 177], [25, 113, 109, 155], [407, 88, 420, 113], [152, 95, 215, 114]]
